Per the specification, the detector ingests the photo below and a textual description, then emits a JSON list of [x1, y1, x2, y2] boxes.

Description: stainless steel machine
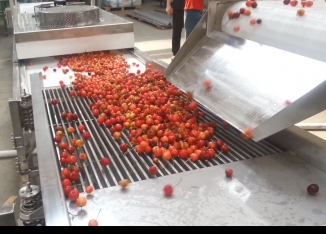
[[2, 0, 326, 226]]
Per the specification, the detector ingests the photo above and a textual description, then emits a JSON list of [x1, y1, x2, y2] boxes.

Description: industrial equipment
[[2, 0, 326, 226]]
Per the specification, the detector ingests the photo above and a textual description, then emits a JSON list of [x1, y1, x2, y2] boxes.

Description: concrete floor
[[0, 0, 325, 220]]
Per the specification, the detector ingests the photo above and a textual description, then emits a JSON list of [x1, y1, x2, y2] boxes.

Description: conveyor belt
[[44, 86, 283, 194]]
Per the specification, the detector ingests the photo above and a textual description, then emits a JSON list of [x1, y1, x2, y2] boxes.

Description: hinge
[[11, 134, 24, 150]]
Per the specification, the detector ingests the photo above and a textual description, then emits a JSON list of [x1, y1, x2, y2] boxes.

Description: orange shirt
[[185, 0, 204, 11]]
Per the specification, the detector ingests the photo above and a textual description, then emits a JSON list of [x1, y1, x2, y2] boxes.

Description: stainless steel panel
[[0, 204, 16, 226], [12, 37, 18, 63], [252, 80, 326, 141], [267, 126, 326, 173], [37, 6, 100, 28], [15, 31, 134, 59], [67, 152, 326, 226], [220, 0, 326, 65], [131, 48, 167, 75], [166, 30, 326, 141], [14, 9, 135, 59], [19, 62, 29, 95], [14, 10, 133, 43], [8, 100, 23, 145], [12, 62, 20, 99], [30, 73, 70, 226], [8, 99, 29, 184], [296, 123, 326, 131], [207, 0, 218, 35]]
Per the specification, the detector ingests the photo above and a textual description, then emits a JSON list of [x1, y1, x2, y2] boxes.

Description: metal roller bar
[[44, 84, 283, 193]]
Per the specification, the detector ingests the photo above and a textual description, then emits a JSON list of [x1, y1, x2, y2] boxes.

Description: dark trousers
[[172, 9, 184, 56], [185, 10, 202, 39]]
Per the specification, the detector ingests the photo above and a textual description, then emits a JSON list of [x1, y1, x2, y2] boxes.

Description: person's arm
[[166, 0, 173, 15]]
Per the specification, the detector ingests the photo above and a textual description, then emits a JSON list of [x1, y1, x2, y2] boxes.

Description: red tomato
[[190, 153, 198, 162], [66, 155, 77, 165], [69, 171, 79, 182], [163, 184, 173, 196], [78, 125, 85, 131], [100, 158, 110, 167], [62, 179, 71, 187], [179, 149, 188, 159], [225, 168, 233, 177], [221, 144, 229, 153], [83, 131, 91, 139], [162, 150, 172, 161], [216, 140, 224, 149], [68, 189, 79, 201], [63, 186, 73, 196], [207, 149, 216, 158], [149, 166, 158, 175], [85, 186, 94, 194]]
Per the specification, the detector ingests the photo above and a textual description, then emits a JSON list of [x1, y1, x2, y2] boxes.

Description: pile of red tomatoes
[[57, 52, 229, 163]]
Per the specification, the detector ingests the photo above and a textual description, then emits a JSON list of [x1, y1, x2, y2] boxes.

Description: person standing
[[184, 0, 204, 39], [166, 0, 185, 60]]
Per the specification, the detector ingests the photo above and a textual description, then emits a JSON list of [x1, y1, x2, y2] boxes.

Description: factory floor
[[0, 0, 325, 222]]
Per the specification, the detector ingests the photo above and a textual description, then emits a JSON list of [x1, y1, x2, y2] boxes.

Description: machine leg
[[18, 182, 45, 226], [8, 93, 44, 225]]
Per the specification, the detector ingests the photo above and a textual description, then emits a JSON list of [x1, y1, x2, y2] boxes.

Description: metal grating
[[37, 6, 100, 28], [44, 87, 283, 193]]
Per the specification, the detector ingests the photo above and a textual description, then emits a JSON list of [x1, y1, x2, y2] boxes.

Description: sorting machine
[[2, 0, 326, 226]]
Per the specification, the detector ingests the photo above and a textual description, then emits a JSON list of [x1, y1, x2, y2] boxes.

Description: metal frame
[[30, 73, 70, 226], [252, 81, 326, 140], [8, 99, 29, 184], [13, 7, 135, 59], [295, 123, 326, 131], [11, 48, 326, 226], [7, 0, 326, 226], [165, 0, 326, 142], [268, 125, 326, 173], [9, 60, 39, 186], [0, 204, 16, 226]]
